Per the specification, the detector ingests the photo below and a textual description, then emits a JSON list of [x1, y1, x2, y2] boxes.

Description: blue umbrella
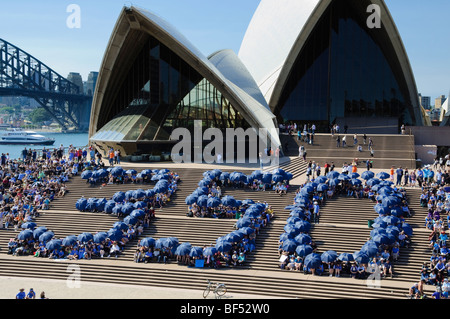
[[21, 222, 37, 230], [242, 199, 255, 206], [361, 171, 375, 180], [236, 217, 252, 228], [383, 215, 400, 226], [96, 198, 107, 211], [338, 253, 354, 262], [321, 250, 338, 263], [33, 227, 47, 240], [295, 233, 312, 245], [281, 239, 298, 253], [207, 197, 221, 208], [112, 191, 126, 203], [39, 231, 54, 243], [203, 246, 218, 256], [85, 198, 97, 211], [219, 172, 230, 181], [81, 170, 93, 179], [350, 179, 362, 186], [76, 197, 87, 211], [353, 251, 370, 264], [132, 189, 146, 199], [215, 241, 232, 252], [327, 171, 340, 179], [46, 239, 62, 251], [189, 246, 204, 258], [366, 178, 381, 187], [237, 227, 255, 235], [110, 166, 124, 177], [328, 178, 340, 187], [295, 244, 313, 257], [107, 228, 124, 242], [272, 174, 285, 183], [162, 237, 179, 248], [261, 173, 272, 184], [123, 215, 138, 225], [376, 172, 390, 180], [93, 232, 108, 244], [139, 237, 156, 248], [130, 209, 146, 219], [289, 209, 306, 219], [185, 194, 198, 205], [104, 200, 117, 214], [338, 174, 351, 181], [385, 225, 400, 237], [18, 229, 33, 240], [315, 176, 328, 184], [317, 183, 329, 192], [78, 232, 94, 243], [361, 241, 379, 258], [401, 223, 413, 236], [175, 244, 192, 256], [304, 253, 322, 269], [350, 173, 360, 179], [372, 234, 390, 246], [121, 202, 135, 215], [134, 201, 146, 209], [112, 204, 123, 215], [126, 169, 137, 175], [62, 235, 78, 247], [146, 189, 156, 197], [374, 204, 390, 216], [226, 231, 244, 243], [294, 220, 311, 233], [221, 196, 237, 207], [195, 195, 208, 207], [371, 220, 388, 229]]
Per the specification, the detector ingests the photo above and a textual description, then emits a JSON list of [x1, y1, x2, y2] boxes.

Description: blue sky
[[1, 0, 449, 101]]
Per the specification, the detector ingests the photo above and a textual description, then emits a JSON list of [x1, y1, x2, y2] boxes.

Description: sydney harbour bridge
[[0, 38, 92, 132]]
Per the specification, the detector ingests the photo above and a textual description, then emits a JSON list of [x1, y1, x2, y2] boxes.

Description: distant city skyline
[[0, 0, 449, 100]]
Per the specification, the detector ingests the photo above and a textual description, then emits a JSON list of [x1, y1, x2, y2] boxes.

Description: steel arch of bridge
[[0, 38, 91, 131]]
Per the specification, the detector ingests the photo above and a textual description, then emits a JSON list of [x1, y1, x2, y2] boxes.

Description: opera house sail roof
[[89, 6, 280, 157], [239, 0, 424, 128]]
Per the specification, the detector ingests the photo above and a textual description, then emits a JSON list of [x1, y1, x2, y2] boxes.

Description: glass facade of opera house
[[91, 35, 251, 156], [273, 0, 420, 130]]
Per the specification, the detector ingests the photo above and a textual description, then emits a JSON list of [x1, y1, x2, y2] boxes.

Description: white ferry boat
[[0, 129, 55, 145]]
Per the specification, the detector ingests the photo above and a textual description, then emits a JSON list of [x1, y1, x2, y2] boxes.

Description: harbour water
[[0, 131, 89, 160]]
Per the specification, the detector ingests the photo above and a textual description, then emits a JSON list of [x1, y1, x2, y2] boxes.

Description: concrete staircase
[[281, 133, 417, 170], [0, 162, 434, 299]]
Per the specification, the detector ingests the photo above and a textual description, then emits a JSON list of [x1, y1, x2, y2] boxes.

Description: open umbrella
[[383, 215, 400, 226], [76, 198, 87, 211], [203, 246, 218, 256], [38, 231, 54, 243], [175, 244, 192, 256], [321, 250, 338, 263], [121, 202, 135, 216], [327, 171, 340, 179], [62, 235, 78, 247], [81, 170, 93, 180], [207, 197, 221, 208], [294, 220, 311, 233], [21, 222, 37, 230], [107, 228, 123, 242], [93, 232, 108, 244], [317, 183, 329, 192], [221, 196, 237, 207], [338, 253, 354, 262], [46, 239, 62, 251], [215, 241, 232, 253], [196, 195, 209, 207], [372, 234, 390, 246], [77, 232, 94, 243], [95, 198, 107, 212], [376, 172, 390, 180], [18, 229, 33, 240], [126, 169, 137, 175], [33, 227, 47, 240], [272, 174, 285, 183], [361, 171, 375, 180], [189, 246, 204, 258], [350, 179, 362, 186], [289, 209, 306, 219], [315, 176, 328, 184], [353, 251, 370, 264], [237, 227, 255, 235], [130, 209, 146, 219], [132, 189, 146, 199], [226, 231, 244, 243], [110, 166, 124, 177], [236, 217, 252, 228], [281, 239, 298, 253], [284, 224, 301, 238], [361, 241, 379, 258], [112, 191, 126, 203], [185, 194, 198, 205], [104, 200, 116, 214], [366, 178, 381, 187], [123, 215, 138, 225], [139, 237, 156, 248], [295, 233, 312, 245], [295, 244, 313, 257], [304, 253, 322, 269]]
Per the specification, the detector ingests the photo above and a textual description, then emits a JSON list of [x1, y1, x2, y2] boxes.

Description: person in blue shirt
[[26, 288, 36, 299], [16, 288, 26, 299]]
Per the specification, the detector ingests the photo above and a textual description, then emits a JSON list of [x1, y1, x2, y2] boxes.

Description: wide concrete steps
[[0, 163, 434, 299]]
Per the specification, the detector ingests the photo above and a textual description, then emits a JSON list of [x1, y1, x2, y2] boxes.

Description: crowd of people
[[278, 167, 413, 280], [411, 182, 450, 299], [186, 169, 291, 219], [0, 146, 81, 232], [134, 200, 273, 269]]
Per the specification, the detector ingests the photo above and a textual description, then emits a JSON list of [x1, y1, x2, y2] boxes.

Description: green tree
[[28, 108, 51, 124]]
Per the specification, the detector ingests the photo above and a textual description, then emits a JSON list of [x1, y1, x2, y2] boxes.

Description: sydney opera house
[[89, 0, 425, 157]]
